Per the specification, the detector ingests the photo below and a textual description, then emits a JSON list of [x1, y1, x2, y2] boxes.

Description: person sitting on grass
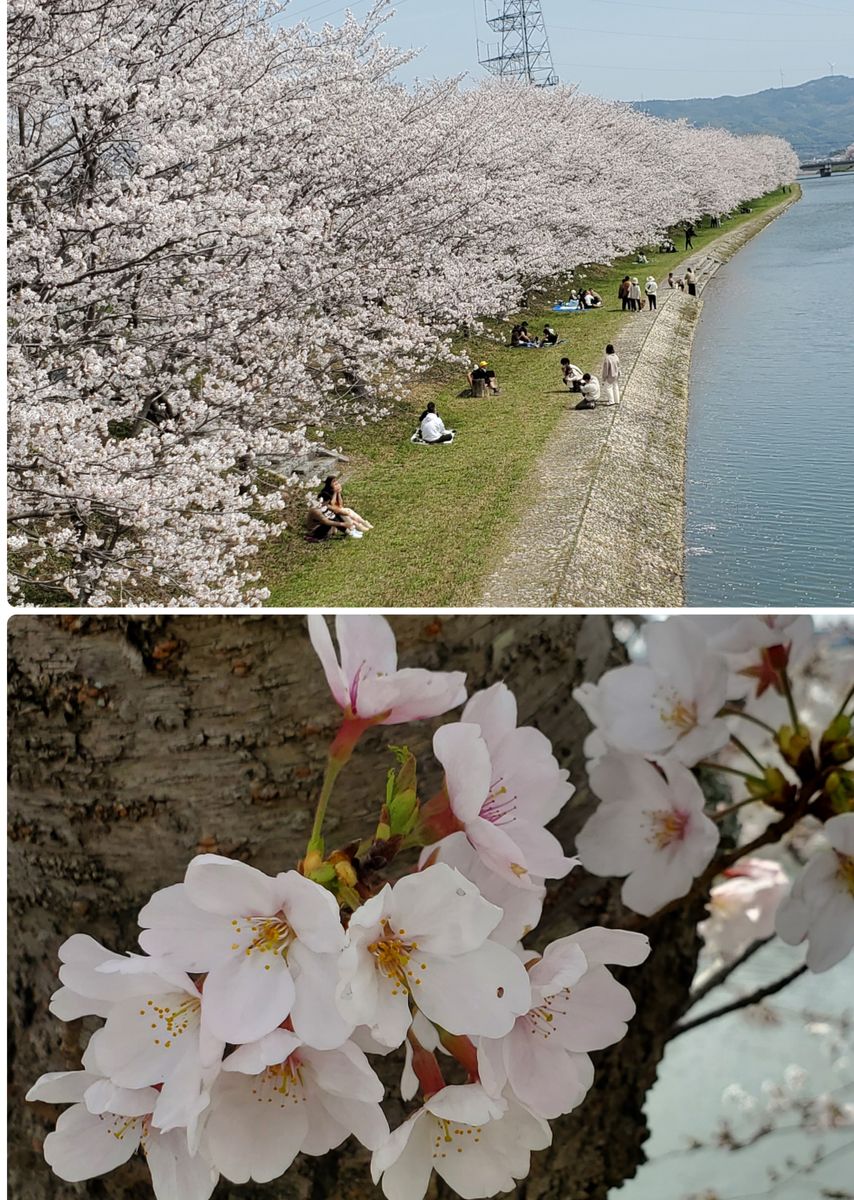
[[419, 402, 454, 444], [581, 288, 603, 309], [577, 372, 601, 409], [468, 360, 499, 396], [661, 236, 677, 253], [561, 357, 584, 391], [307, 490, 361, 541], [322, 475, 373, 532], [541, 324, 559, 346]]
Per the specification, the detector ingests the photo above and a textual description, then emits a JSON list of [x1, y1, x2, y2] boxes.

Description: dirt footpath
[[479, 196, 799, 608]]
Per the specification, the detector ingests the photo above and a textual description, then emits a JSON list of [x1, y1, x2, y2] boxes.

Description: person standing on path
[[685, 267, 698, 297], [684, 222, 696, 250], [618, 276, 631, 311], [645, 276, 658, 311], [628, 277, 641, 311], [600, 344, 621, 406]]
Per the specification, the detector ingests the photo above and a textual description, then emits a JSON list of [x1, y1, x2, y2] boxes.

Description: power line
[[550, 22, 840, 46]]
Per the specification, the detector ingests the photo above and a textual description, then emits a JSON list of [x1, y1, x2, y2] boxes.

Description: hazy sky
[[280, 0, 854, 101]]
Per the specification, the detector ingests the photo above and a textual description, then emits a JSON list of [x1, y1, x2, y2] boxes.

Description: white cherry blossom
[[776, 814, 854, 972], [204, 1029, 388, 1184], [372, 1083, 550, 1200], [26, 1068, 218, 1200], [431, 692, 577, 887], [138, 854, 350, 1048], [308, 614, 467, 724], [575, 617, 730, 767], [576, 752, 720, 916], [477, 927, 650, 1119], [336, 864, 532, 1048]]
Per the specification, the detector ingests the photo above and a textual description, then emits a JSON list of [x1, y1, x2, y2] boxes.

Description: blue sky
[[279, 0, 854, 101]]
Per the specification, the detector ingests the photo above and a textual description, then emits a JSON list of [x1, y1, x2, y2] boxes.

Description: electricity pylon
[[478, 0, 559, 87]]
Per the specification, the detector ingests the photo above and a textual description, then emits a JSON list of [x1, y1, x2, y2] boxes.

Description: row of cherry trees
[[7, 0, 800, 606]]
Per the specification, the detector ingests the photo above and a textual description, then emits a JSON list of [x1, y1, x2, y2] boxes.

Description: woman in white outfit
[[645, 276, 658, 311], [628, 278, 642, 311], [600, 344, 621, 406]]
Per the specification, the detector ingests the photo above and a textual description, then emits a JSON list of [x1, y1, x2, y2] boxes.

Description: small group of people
[[618, 276, 659, 311], [510, 322, 560, 348], [666, 267, 698, 296], [307, 476, 374, 542], [561, 343, 622, 410]]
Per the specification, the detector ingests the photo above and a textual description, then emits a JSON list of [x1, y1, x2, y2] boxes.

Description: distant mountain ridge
[[631, 74, 854, 159]]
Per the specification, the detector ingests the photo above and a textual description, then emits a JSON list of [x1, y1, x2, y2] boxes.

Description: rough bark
[[8, 614, 703, 1200]]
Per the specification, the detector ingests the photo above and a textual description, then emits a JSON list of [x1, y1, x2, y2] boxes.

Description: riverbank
[[481, 187, 800, 607], [262, 188, 797, 607]]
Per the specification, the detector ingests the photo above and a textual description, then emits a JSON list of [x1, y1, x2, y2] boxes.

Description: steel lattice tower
[[478, 0, 559, 87]]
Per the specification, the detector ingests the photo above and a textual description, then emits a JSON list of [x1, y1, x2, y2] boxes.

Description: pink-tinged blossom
[[776, 814, 854, 972], [204, 1029, 388, 1184], [430, 686, 576, 887], [419, 832, 546, 947], [308, 615, 466, 724], [26, 1068, 218, 1200], [700, 858, 789, 962], [574, 618, 730, 767], [336, 864, 531, 1049], [699, 614, 815, 698], [477, 927, 650, 1119], [576, 753, 720, 917], [371, 1083, 550, 1200], [138, 854, 350, 1048]]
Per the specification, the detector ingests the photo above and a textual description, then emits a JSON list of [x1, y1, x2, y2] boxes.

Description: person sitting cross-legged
[[419, 402, 454, 444]]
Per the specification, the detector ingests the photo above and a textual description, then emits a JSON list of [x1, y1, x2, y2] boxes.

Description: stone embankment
[[479, 194, 800, 607]]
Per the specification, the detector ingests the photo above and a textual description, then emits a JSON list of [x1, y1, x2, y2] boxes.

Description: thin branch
[[687, 935, 776, 1009], [670, 963, 807, 1040]]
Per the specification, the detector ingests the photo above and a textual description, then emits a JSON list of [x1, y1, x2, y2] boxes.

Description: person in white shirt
[[600, 344, 621, 406], [419, 402, 453, 444], [628, 277, 642, 311], [561, 357, 584, 392], [579, 373, 600, 408], [645, 276, 658, 311]]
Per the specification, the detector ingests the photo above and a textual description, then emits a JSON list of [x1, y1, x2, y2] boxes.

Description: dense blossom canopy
[[7, 0, 799, 604]]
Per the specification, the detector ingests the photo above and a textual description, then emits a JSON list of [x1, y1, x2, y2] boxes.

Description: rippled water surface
[[686, 176, 854, 606]]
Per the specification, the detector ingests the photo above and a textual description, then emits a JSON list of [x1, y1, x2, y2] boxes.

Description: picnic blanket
[[411, 431, 455, 445], [552, 301, 583, 313]]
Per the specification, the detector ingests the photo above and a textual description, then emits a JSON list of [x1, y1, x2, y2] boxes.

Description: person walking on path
[[618, 276, 631, 311], [600, 344, 621, 406], [685, 267, 698, 297], [628, 277, 641, 311], [684, 222, 696, 250], [645, 276, 658, 311]]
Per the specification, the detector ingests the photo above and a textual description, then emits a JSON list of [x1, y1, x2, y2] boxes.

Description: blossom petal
[[307, 614, 349, 708], [222, 1029, 303, 1075], [26, 1070, 101, 1105], [202, 953, 295, 1045], [462, 683, 518, 746], [336, 614, 398, 684], [433, 722, 492, 823], [43, 1103, 141, 1182], [563, 927, 651, 967], [205, 1071, 307, 1183], [144, 1128, 219, 1200], [391, 863, 501, 954], [276, 870, 345, 953], [138, 884, 236, 970], [184, 854, 279, 918], [372, 1111, 433, 1200], [415, 942, 531, 1038], [289, 941, 354, 1050]]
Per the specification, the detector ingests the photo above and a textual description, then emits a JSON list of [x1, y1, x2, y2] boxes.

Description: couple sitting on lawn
[[306, 476, 374, 542]]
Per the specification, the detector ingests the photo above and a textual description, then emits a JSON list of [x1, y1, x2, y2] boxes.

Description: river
[[685, 176, 854, 606]]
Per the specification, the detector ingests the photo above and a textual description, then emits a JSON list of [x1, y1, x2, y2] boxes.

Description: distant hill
[[631, 74, 854, 160]]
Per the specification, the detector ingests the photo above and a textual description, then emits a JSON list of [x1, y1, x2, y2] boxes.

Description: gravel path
[[479, 198, 798, 608]]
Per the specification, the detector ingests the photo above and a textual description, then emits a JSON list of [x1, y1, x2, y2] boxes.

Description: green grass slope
[[263, 189, 791, 608]]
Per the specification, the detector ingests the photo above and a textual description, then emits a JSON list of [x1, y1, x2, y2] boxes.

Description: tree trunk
[[8, 614, 703, 1200]]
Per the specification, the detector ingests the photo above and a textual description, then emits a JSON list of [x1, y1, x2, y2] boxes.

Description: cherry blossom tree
[[8, 0, 799, 605]]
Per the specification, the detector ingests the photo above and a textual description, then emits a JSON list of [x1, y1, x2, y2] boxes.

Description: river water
[[685, 176, 854, 606]]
